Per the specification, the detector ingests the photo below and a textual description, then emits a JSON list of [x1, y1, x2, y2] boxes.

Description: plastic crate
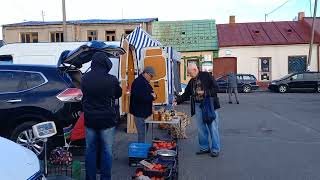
[[128, 143, 151, 158]]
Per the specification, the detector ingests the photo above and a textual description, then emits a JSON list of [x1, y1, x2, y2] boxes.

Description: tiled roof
[[2, 18, 158, 27], [217, 21, 319, 47]]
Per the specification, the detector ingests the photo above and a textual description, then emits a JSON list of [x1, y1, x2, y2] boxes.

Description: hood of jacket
[[91, 51, 113, 73]]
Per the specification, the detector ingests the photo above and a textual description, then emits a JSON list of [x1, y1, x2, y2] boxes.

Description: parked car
[[0, 136, 45, 180], [0, 41, 125, 157], [268, 72, 320, 93], [216, 74, 259, 93]]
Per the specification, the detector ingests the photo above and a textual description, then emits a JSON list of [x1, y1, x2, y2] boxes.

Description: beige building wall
[[2, 23, 152, 44], [219, 44, 319, 80]]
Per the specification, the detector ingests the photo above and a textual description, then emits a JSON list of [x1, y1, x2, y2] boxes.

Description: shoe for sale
[[196, 150, 210, 155]]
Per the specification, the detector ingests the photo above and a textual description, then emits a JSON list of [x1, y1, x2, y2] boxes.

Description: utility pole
[[307, 0, 318, 70], [41, 11, 45, 22], [62, 0, 67, 42]]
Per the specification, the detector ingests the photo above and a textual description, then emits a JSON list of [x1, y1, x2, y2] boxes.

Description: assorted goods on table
[[129, 140, 178, 180], [153, 109, 191, 139]]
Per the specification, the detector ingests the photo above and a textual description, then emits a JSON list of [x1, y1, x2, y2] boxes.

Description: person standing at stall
[[81, 52, 122, 180], [175, 64, 221, 157], [130, 66, 157, 142]]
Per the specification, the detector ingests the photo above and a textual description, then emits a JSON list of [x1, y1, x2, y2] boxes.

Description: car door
[[216, 76, 228, 92], [236, 75, 244, 91], [288, 73, 305, 90], [0, 70, 27, 137], [303, 73, 318, 90]]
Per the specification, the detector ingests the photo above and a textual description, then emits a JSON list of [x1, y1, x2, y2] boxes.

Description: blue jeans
[[134, 116, 146, 143], [194, 103, 221, 153], [85, 127, 115, 180]]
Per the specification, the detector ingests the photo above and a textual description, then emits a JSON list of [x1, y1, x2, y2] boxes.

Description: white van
[[0, 42, 121, 76]]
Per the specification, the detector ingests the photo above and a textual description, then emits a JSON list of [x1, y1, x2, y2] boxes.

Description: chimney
[[298, 12, 305, 21], [229, 15, 235, 24]]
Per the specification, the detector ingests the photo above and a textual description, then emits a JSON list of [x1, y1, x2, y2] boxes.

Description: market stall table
[[144, 117, 181, 142]]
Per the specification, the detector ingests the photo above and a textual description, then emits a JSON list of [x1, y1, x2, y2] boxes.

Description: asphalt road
[[176, 92, 320, 180], [49, 92, 320, 180]]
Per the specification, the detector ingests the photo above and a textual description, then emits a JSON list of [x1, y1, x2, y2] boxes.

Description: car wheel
[[278, 85, 288, 93], [243, 85, 252, 93], [11, 121, 46, 158]]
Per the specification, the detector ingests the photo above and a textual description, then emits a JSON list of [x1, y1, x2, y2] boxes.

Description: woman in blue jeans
[[176, 64, 221, 157]]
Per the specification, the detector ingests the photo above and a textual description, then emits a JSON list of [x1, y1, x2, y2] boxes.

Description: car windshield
[[280, 73, 294, 80]]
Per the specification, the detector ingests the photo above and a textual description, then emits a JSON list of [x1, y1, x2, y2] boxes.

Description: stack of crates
[[128, 143, 151, 167]]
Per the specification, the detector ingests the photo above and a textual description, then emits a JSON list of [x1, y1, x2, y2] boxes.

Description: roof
[[2, 18, 158, 27], [152, 20, 218, 52], [304, 17, 320, 37], [217, 21, 320, 47]]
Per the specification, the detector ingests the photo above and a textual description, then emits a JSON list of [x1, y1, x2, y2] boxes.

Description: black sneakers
[[195, 150, 210, 155]]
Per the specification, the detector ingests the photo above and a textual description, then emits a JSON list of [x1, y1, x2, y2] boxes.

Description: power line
[[265, 0, 293, 21]]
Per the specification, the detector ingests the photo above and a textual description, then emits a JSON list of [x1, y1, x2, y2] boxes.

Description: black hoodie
[[81, 52, 122, 129]]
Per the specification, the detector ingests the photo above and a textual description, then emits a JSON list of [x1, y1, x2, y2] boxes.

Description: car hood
[[57, 41, 126, 68], [0, 137, 40, 180]]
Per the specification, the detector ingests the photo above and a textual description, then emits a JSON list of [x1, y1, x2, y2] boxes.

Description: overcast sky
[[0, 0, 315, 39]]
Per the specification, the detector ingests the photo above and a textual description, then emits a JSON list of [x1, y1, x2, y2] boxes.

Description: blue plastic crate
[[128, 143, 151, 158]]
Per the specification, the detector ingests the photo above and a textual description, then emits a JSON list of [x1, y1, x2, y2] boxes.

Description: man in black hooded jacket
[[81, 51, 122, 180]]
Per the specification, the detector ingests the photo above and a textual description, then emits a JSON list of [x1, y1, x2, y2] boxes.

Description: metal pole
[[62, 0, 67, 42], [308, 0, 318, 70]]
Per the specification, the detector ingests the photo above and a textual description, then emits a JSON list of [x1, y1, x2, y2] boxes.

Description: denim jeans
[[85, 127, 115, 180], [134, 116, 146, 143], [194, 103, 221, 153]]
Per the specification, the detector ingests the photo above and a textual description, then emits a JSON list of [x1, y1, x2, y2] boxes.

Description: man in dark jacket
[[176, 64, 221, 157], [129, 66, 156, 142], [81, 52, 122, 180]]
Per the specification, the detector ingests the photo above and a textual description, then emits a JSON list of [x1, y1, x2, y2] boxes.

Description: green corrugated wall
[[152, 20, 218, 52]]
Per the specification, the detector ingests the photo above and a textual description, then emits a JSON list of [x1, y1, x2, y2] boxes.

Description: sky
[[0, 0, 316, 39]]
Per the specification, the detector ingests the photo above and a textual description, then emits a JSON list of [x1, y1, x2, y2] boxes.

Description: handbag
[[200, 96, 216, 124]]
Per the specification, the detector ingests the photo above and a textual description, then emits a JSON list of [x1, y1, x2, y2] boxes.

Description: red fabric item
[[70, 112, 85, 141]]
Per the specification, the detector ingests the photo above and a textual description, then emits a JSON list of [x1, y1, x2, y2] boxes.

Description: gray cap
[[143, 66, 156, 77]]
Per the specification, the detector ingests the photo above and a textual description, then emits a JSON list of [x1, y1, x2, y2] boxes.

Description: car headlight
[[270, 82, 276, 85]]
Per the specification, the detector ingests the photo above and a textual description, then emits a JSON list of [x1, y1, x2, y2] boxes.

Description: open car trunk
[[57, 41, 125, 89]]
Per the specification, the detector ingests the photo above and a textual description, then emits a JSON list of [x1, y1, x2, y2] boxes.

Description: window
[[87, 30, 98, 41], [0, 71, 27, 93], [20, 32, 38, 43], [106, 30, 116, 41], [288, 56, 307, 74], [125, 30, 133, 37], [291, 73, 304, 80], [0, 55, 13, 64], [25, 72, 46, 89], [303, 73, 318, 80], [50, 32, 64, 42], [243, 75, 255, 80]]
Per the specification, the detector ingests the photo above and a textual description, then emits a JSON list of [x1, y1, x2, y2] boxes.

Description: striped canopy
[[126, 26, 161, 62]]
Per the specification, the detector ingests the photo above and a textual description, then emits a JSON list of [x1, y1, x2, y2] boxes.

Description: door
[[288, 73, 305, 90], [216, 75, 228, 92], [0, 71, 27, 137], [303, 73, 318, 90], [258, 57, 271, 81], [212, 57, 237, 78], [143, 47, 168, 105]]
